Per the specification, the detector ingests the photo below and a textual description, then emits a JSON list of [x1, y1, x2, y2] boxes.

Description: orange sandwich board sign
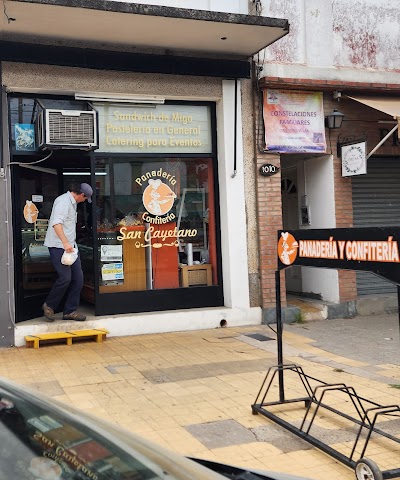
[[277, 227, 400, 285]]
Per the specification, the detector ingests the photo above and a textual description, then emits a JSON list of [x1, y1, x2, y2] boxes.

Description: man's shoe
[[63, 312, 86, 322], [42, 303, 55, 322]]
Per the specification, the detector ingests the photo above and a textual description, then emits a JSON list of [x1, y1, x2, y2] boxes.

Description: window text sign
[[95, 103, 212, 153]]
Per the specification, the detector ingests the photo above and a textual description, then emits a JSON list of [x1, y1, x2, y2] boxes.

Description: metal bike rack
[[251, 270, 400, 480]]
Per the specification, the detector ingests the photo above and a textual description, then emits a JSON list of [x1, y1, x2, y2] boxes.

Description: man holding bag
[[42, 182, 93, 322]]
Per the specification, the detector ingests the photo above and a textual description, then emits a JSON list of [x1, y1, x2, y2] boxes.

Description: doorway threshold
[[14, 303, 110, 347], [18, 303, 96, 326]]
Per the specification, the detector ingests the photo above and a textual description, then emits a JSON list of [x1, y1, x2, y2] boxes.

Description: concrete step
[[288, 293, 399, 321], [287, 296, 327, 322], [356, 294, 398, 316]]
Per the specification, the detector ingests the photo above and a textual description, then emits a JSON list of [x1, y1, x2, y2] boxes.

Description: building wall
[[254, 80, 400, 307], [261, 0, 400, 83], [253, 83, 283, 309], [254, 0, 400, 308], [241, 80, 261, 307], [2, 63, 223, 100]]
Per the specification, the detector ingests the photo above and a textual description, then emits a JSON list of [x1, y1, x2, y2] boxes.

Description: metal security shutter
[[352, 156, 400, 295]]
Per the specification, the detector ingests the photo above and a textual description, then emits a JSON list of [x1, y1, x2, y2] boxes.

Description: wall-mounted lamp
[[325, 109, 345, 129]]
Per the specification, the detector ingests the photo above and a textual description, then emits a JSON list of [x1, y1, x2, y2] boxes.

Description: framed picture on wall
[[15, 124, 36, 151]]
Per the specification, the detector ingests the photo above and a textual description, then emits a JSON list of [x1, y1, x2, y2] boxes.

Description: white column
[[300, 155, 339, 302], [216, 80, 250, 308]]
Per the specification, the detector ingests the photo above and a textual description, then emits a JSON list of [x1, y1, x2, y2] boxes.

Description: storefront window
[[95, 158, 218, 292], [10, 97, 222, 320], [9, 97, 87, 152]]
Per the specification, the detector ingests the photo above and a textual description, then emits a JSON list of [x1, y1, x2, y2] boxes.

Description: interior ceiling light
[[62, 172, 107, 176]]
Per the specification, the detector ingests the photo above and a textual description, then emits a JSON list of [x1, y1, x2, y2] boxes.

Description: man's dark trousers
[[46, 247, 84, 315]]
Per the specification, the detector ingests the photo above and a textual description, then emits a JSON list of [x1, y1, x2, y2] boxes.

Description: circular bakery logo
[[278, 232, 299, 266], [23, 200, 39, 224], [143, 179, 177, 216], [342, 144, 366, 176]]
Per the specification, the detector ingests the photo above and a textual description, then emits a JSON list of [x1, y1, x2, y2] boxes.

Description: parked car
[[0, 377, 309, 480]]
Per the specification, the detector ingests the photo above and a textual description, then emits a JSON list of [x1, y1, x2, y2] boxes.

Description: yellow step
[[67, 329, 109, 343], [25, 332, 74, 349], [25, 329, 109, 349]]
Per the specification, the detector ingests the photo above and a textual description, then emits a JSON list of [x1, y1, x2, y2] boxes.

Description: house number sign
[[259, 164, 280, 176]]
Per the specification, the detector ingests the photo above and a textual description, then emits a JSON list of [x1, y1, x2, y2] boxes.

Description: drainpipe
[[0, 63, 4, 177], [231, 78, 238, 178], [251, 59, 263, 308]]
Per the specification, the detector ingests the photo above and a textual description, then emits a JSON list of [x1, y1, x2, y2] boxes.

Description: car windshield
[[0, 384, 170, 480]]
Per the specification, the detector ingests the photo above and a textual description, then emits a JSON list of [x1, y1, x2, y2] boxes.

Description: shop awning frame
[[0, 40, 253, 78], [0, 0, 289, 58], [346, 95, 400, 159]]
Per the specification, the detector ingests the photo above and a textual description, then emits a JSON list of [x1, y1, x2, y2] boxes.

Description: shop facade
[[253, 84, 400, 321], [0, 1, 290, 346], [0, 65, 251, 346], [251, 0, 400, 320]]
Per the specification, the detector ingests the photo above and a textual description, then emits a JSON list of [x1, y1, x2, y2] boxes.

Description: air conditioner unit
[[36, 109, 98, 150]]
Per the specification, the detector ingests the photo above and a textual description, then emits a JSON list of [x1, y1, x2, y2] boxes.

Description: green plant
[[333, 368, 344, 373], [389, 384, 400, 389], [294, 310, 306, 324]]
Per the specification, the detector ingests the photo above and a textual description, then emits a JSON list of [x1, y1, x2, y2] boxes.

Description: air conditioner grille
[[48, 112, 95, 144]]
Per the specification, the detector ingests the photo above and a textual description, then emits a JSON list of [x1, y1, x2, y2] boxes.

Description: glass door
[[13, 164, 61, 322], [13, 164, 94, 322]]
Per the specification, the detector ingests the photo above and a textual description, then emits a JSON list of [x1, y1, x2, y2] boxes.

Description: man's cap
[[80, 183, 93, 203]]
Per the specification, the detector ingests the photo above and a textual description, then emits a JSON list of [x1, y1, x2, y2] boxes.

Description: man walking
[[42, 182, 93, 322]]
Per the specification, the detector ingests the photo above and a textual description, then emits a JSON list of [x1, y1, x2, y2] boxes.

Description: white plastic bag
[[61, 248, 78, 266]]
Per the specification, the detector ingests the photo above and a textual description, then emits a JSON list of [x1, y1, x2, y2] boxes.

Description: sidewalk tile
[[2, 317, 400, 480]]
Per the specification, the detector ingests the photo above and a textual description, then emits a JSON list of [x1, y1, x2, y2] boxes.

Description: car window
[[0, 387, 168, 480]]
